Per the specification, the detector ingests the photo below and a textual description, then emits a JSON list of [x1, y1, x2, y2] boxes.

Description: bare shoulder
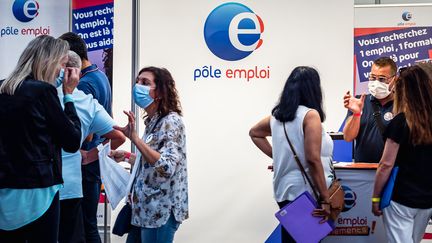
[[303, 109, 321, 132], [304, 109, 320, 121]]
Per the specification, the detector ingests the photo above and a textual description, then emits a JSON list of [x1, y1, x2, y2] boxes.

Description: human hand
[[81, 150, 90, 165], [109, 150, 130, 162], [62, 67, 80, 94], [113, 111, 137, 141], [312, 203, 331, 224], [85, 134, 94, 143], [343, 91, 365, 114], [372, 202, 382, 216]]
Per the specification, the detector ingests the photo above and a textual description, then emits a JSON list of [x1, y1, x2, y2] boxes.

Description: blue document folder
[[380, 166, 399, 210], [275, 191, 335, 243]]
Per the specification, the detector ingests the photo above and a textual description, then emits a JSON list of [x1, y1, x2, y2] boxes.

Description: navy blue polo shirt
[[346, 94, 394, 163]]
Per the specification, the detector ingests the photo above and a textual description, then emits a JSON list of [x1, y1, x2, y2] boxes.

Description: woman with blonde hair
[[372, 65, 432, 243], [0, 35, 82, 242]]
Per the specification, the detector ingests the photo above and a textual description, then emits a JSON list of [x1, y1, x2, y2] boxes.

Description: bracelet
[[353, 112, 362, 117], [372, 197, 381, 203], [63, 94, 74, 104]]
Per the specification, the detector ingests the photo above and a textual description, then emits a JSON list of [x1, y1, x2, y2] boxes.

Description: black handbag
[[112, 203, 132, 236]]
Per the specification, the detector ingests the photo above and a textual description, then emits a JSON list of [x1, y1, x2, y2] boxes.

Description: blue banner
[[72, 2, 113, 51], [354, 27, 432, 83]]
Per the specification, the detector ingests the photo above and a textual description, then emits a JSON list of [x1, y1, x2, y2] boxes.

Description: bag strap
[[283, 122, 320, 200], [371, 101, 385, 135]]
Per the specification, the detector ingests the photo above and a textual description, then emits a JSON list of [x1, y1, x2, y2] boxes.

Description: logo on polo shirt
[[384, 112, 393, 121]]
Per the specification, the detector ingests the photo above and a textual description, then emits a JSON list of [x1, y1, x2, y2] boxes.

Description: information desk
[[322, 162, 388, 243]]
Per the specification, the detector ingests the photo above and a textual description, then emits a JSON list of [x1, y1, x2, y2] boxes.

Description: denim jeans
[[126, 213, 180, 243], [277, 200, 296, 243]]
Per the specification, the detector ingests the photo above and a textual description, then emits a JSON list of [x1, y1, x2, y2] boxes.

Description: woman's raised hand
[[113, 110, 137, 140]]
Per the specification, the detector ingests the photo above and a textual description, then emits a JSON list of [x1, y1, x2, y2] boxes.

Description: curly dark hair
[[138, 66, 182, 117]]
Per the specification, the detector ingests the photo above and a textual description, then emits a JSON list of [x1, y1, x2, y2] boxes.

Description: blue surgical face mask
[[133, 84, 154, 109], [55, 68, 65, 87]]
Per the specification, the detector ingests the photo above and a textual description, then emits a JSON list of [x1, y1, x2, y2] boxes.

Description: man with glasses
[[343, 57, 397, 163]]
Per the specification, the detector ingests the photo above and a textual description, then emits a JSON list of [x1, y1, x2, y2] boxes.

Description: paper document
[[98, 142, 131, 209]]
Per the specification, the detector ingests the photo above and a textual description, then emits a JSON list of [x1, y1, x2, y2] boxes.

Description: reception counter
[[322, 162, 388, 243], [266, 161, 431, 242]]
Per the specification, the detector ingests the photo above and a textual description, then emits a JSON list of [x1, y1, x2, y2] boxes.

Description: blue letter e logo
[[13, 0, 39, 23], [204, 2, 264, 61]]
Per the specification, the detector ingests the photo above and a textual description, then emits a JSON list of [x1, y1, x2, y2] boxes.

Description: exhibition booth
[[1, 1, 432, 242]]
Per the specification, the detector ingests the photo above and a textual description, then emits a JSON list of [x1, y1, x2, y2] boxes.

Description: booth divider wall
[[132, 1, 353, 242]]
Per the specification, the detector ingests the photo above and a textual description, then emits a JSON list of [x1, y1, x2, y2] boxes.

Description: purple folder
[[275, 191, 334, 243]]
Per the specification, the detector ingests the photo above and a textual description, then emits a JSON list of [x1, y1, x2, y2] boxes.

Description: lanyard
[[144, 115, 164, 144]]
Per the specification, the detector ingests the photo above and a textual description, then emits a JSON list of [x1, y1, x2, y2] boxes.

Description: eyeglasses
[[398, 67, 408, 75], [368, 75, 395, 83], [415, 59, 432, 64]]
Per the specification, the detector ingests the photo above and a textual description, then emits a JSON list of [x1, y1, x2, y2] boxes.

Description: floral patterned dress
[[131, 112, 189, 228]]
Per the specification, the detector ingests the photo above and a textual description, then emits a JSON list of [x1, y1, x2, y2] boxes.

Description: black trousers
[[59, 198, 86, 243], [82, 180, 102, 243], [277, 200, 296, 243], [0, 192, 60, 243]]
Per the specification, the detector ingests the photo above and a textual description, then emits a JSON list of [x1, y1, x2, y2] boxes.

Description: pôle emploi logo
[[402, 11, 412, 21], [194, 2, 270, 82], [342, 185, 357, 212], [2, 0, 50, 38], [204, 2, 263, 61], [397, 11, 415, 26], [13, 0, 39, 22]]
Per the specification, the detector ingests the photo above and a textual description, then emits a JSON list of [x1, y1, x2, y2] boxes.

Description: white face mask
[[368, 80, 391, 99]]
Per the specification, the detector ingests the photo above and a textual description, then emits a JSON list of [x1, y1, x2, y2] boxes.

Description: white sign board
[[139, 1, 353, 242], [0, 0, 69, 79], [354, 4, 432, 95]]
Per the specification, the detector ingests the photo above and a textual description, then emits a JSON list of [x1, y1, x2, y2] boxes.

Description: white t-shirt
[[270, 105, 334, 202], [57, 87, 115, 200]]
